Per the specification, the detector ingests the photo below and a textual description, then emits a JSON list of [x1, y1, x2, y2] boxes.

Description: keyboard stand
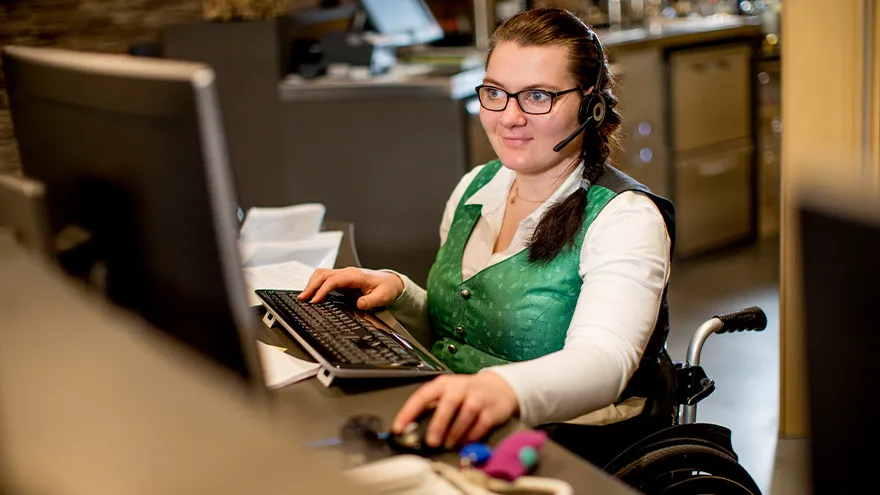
[[262, 310, 337, 387]]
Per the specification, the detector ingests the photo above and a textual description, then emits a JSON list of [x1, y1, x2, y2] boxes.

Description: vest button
[[460, 289, 471, 299], [456, 326, 465, 337], [447, 344, 457, 354]]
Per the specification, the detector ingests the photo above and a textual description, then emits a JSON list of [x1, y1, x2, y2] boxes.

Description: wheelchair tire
[[660, 475, 758, 494], [611, 444, 762, 495]]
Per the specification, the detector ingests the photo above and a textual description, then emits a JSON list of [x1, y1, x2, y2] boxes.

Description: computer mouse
[[387, 408, 444, 455]]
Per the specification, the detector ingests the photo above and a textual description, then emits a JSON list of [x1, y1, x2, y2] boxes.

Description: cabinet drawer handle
[[698, 158, 736, 177]]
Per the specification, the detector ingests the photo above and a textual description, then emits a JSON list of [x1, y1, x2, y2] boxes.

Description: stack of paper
[[240, 203, 324, 243], [239, 231, 342, 269], [238, 203, 344, 306], [256, 341, 320, 389], [238, 203, 342, 269]]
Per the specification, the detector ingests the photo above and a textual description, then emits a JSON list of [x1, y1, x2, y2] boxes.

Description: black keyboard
[[256, 290, 423, 367]]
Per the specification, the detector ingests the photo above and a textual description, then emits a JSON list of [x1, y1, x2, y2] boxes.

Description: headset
[[552, 31, 607, 153]]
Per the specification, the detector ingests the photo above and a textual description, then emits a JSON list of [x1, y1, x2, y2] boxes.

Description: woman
[[298, 7, 675, 465]]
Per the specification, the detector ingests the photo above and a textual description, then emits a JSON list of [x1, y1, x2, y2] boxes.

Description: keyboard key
[[258, 290, 423, 368]]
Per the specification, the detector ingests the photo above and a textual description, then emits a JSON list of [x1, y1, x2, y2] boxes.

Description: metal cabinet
[[670, 42, 755, 256], [672, 44, 752, 150], [675, 140, 754, 255]]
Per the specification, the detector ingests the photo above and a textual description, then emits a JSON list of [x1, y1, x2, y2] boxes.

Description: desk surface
[[257, 322, 639, 495]]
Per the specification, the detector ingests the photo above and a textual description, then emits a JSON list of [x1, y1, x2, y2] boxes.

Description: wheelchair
[[601, 306, 769, 495]]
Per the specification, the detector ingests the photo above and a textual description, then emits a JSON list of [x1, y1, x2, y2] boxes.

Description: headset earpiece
[[591, 93, 606, 126], [577, 91, 605, 128]]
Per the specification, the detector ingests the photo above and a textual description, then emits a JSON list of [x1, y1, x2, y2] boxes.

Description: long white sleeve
[[485, 193, 671, 427]]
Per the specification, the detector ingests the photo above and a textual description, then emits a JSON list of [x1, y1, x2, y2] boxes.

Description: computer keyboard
[[256, 290, 434, 370]]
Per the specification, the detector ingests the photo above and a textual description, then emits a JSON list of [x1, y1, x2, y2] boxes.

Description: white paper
[[240, 203, 325, 243], [243, 260, 316, 306], [239, 231, 342, 269], [256, 341, 320, 389]]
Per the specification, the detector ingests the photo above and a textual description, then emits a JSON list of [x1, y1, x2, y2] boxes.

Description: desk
[[0, 228, 635, 494], [256, 321, 639, 495]]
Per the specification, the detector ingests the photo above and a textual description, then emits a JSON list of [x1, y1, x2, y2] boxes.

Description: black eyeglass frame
[[474, 85, 583, 115]]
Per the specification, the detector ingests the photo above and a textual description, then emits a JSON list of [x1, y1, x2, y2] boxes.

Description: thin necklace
[[510, 180, 551, 205]]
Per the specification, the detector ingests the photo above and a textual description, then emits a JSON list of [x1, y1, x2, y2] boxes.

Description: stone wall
[[0, 0, 322, 173], [0, 0, 206, 172]]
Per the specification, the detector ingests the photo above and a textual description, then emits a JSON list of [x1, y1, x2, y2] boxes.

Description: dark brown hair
[[487, 7, 622, 262]]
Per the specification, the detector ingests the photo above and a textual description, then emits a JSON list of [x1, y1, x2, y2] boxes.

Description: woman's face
[[480, 41, 583, 175]]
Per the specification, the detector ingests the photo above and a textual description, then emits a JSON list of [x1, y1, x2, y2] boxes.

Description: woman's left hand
[[391, 372, 519, 449]]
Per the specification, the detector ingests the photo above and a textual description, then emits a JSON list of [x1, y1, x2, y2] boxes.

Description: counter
[[599, 15, 763, 52], [279, 63, 486, 102], [277, 16, 764, 102]]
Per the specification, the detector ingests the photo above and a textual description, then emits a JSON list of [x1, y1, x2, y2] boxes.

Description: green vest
[[426, 160, 620, 374]]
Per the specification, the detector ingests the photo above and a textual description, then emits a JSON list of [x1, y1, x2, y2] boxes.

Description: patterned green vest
[[426, 160, 620, 374]]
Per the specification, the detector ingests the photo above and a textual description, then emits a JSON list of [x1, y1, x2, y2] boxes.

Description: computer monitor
[[799, 188, 880, 494], [2, 45, 264, 392], [359, 0, 444, 46]]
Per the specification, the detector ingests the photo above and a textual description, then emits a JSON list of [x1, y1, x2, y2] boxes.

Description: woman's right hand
[[297, 267, 405, 310]]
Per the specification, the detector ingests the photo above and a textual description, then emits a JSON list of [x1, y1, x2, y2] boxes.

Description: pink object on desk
[[480, 430, 549, 482]]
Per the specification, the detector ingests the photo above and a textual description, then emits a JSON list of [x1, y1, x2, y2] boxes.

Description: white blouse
[[386, 163, 671, 427]]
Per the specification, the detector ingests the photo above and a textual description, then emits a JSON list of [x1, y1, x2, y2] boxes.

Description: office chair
[[0, 173, 54, 258]]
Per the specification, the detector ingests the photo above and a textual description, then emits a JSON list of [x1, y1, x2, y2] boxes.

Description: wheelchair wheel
[[611, 444, 762, 495]]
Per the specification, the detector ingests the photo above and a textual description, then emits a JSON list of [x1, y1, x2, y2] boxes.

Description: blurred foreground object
[[0, 234, 365, 495], [779, 0, 879, 439], [0, 174, 53, 258], [798, 185, 880, 495]]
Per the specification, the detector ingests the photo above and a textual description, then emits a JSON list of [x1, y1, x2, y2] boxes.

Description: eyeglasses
[[474, 85, 582, 115]]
